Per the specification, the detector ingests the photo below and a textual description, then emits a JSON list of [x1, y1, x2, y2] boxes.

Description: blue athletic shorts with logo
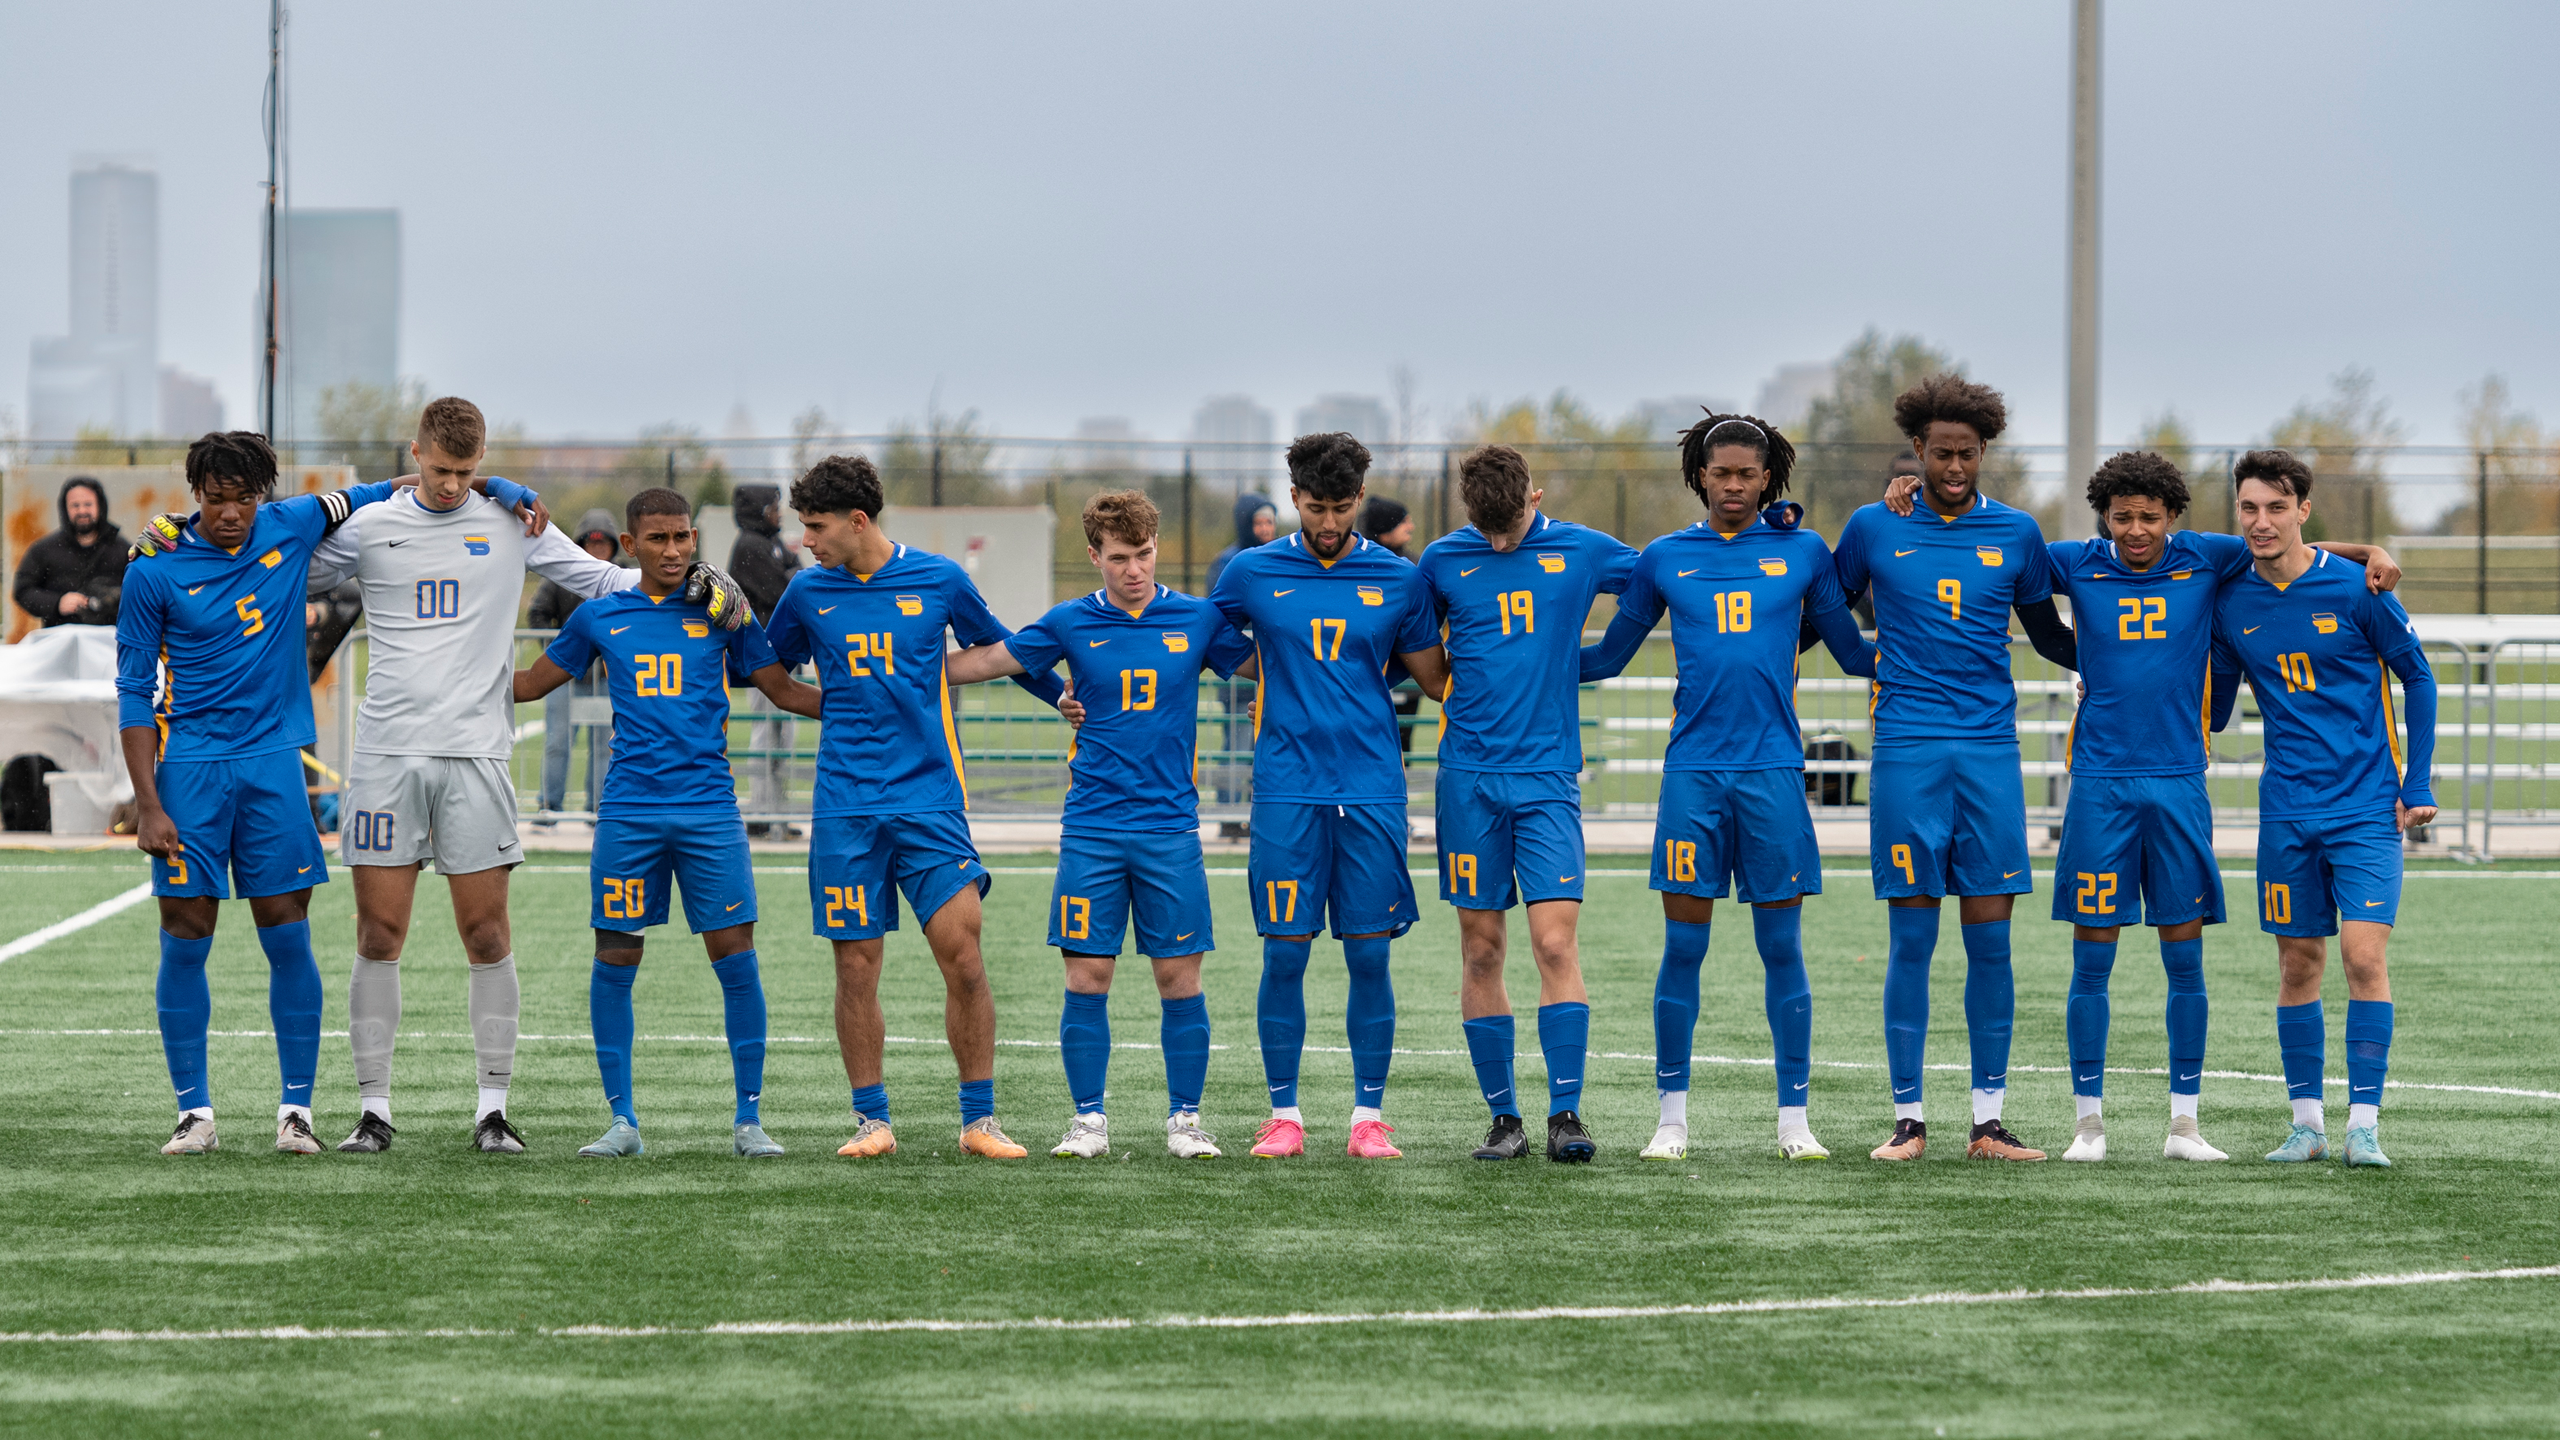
[[1868, 736, 2032, 900], [1248, 800, 1416, 939], [2255, 811, 2403, 937], [151, 750, 329, 900], [1434, 768, 1585, 911], [1651, 767, 1823, 903], [2051, 773, 2223, 928], [590, 809, 758, 934], [1051, 828, 1215, 957], [808, 810, 989, 941]]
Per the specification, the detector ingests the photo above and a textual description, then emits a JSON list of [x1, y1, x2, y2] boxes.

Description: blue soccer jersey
[[2048, 530, 2255, 778], [115, 484, 397, 759], [545, 589, 780, 814], [1418, 513, 1637, 774], [1207, 533, 1438, 805], [1003, 585, 1255, 837], [2211, 551, 2437, 821], [765, 543, 1062, 817], [1833, 496, 2055, 740]]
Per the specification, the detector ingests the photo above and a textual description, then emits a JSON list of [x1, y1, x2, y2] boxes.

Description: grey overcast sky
[[4, 1, 2555, 447]]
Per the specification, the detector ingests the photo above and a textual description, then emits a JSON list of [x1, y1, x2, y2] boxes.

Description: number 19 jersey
[[1418, 513, 1637, 774]]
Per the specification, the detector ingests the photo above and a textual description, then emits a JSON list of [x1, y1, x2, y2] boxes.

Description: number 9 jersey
[[1832, 496, 2055, 740]]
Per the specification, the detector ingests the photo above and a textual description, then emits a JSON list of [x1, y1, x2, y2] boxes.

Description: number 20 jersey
[[544, 589, 779, 814]]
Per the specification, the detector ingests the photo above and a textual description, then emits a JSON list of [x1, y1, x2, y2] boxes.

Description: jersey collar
[[1286, 531, 1367, 568]]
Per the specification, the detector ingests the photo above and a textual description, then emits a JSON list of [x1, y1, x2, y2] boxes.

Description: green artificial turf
[[0, 849, 2555, 1437]]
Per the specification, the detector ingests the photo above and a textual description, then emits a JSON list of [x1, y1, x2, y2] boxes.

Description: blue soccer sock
[[156, 930, 214, 1112], [1538, 1001, 1590, 1117], [2162, 937, 2208, 1098], [2066, 937, 2117, 1099], [1343, 936, 1396, 1112], [1961, 920, 2015, 1098], [851, 1082, 890, 1126], [958, 1077, 995, 1126], [1059, 989, 1112, 1116], [1652, 920, 1711, 1094], [2345, 999, 2393, 1118], [589, 958, 639, 1126], [710, 950, 767, 1125], [1752, 906, 1812, 1111], [257, 920, 324, 1113], [2276, 1000, 2327, 1120], [1883, 907, 1939, 1107], [1256, 938, 1312, 1110], [1160, 994, 1210, 1117], [1462, 1013, 1518, 1119]]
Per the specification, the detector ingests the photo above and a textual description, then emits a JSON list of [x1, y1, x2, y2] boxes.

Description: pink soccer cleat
[[1346, 1119, 1402, 1159], [1250, 1117, 1305, 1158]]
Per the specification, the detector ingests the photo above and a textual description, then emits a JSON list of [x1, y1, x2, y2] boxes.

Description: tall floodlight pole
[[2066, 0, 2102, 489], [259, 0, 283, 440]]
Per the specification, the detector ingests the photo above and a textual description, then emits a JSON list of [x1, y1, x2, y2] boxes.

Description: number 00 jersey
[[2046, 530, 2253, 777], [1417, 513, 1637, 774], [1833, 496, 2055, 741], [544, 589, 780, 814]]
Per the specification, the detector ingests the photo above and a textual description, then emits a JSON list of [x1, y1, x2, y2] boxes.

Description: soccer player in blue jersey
[[763, 456, 1067, 1161], [1834, 376, 2078, 1162], [512, 488, 822, 1159], [1580, 416, 1875, 1162], [116, 432, 404, 1155], [1418, 444, 1636, 1163], [944, 490, 1256, 1160], [1208, 432, 1448, 1160], [2209, 450, 2436, 1169]]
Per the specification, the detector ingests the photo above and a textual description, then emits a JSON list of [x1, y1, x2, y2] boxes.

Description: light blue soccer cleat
[[2342, 1125, 2392, 1168], [579, 1119, 645, 1158], [733, 1122, 784, 1158], [2265, 1123, 2329, 1163]]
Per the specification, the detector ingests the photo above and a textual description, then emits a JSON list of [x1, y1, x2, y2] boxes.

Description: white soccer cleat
[[2062, 1113, 2107, 1162], [1639, 1124, 1689, 1162], [1165, 1112, 1222, 1159], [161, 1114, 218, 1155], [1051, 1113, 1110, 1159], [1778, 1127, 1829, 1161], [275, 1112, 323, 1155], [2162, 1114, 2228, 1162]]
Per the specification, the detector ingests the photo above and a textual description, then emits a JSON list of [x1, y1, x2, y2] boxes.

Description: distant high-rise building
[[1189, 395, 1274, 485], [1632, 396, 1736, 441], [1753, 362, 1835, 431], [268, 209, 399, 442], [1070, 416, 1144, 473], [1293, 394, 1390, 447], [28, 162, 160, 438], [158, 367, 224, 437]]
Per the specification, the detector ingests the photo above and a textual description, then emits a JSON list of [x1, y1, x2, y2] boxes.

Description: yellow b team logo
[[1539, 554, 1567, 574], [1162, 631, 1189, 653], [895, 595, 924, 616], [1759, 558, 1788, 576], [259, 550, 285, 569], [1975, 546, 2004, 567], [683, 621, 709, 638], [1355, 585, 1384, 606], [2312, 612, 2339, 634]]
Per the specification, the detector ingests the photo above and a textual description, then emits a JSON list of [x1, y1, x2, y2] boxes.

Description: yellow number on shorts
[[1497, 590, 1535, 636], [601, 876, 647, 920], [1059, 895, 1092, 941], [2263, 881, 2292, 925], [1308, 617, 1346, 661], [168, 850, 189, 887], [1937, 577, 1961, 621], [1714, 590, 1752, 634], [235, 595, 265, 637], [823, 884, 870, 929], [1447, 852, 1478, 896], [1121, 669, 1157, 711], [1264, 879, 1299, 924], [2277, 652, 2317, 693], [1891, 843, 1917, 885], [1662, 839, 1697, 884], [635, 653, 683, 697], [2075, 870, 2118, 915]]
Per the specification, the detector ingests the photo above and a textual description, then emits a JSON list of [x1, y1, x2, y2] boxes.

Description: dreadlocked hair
[[1678, 411, 1795, 509], [2085, 451, 2190, 518], [1891, 373, 2008, 442], [185, 430, 280, 498]]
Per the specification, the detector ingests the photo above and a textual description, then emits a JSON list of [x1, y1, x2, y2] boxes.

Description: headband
[[1701, 418, 1766, 442]]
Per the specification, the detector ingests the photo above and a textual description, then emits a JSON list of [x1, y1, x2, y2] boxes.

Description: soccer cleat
[[836, 1118, 897, 1158], [1546, 1111, 1597, 1163], [1639, 1124, 1689, 1161], [1779, 1127, 1830, 1161], [1472, 1113, 1530, 1160], [2162, 1114, 2228, 1162], [161, 1114, 218, 1156], [337, 1114, 396, 1153], [473, 1112, 527, 1154], [1165, 1113, 1221, 1159], [2062, 1113, 2107, 1162], [1966, 1120, 2047, 1161], [1870, 1118, 1926, 1161], [2265, 1124, 2329, 1163], [1051, 1114, 1111, 1159], [276, 1113, 322, 1155], [578, 1119, 645, 1157], [1248, 1117, 1305, 1158], [959, 1117, 1028, 1158], [2343, 1125, 2392, 1168], [1346, 1119, 1402, 1159], [733, 1122, 785, 1157]]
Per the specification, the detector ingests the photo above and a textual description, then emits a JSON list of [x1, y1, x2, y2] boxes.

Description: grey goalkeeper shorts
[[340, 753, 525, 873]]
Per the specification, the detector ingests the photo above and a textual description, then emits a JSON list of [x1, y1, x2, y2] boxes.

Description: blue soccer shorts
[[590, 809, 758, 934], [2255, 811, 2403, 937], [2051, 772, 2223, 928], [151, 749, 329, 900], [1050, 829, 1214, 957], [808, 810, 989, 941], [1651, 767, 1823, 903], [1434, 768, 1585, 911], [1868, 736, 2032, 900], [1248, 800, 1416, 939]]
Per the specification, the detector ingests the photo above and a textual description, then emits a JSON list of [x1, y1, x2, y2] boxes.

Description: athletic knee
[[461, 923, 511, 965]]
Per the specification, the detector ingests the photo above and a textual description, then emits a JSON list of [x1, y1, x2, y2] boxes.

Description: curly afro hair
[[2086, 451, 2190, 518], [1892, 374, 2007, 443], [791, 454, 885, 518], [2233, 448, 2314, 501], [1678, 412, 1796, 510], [1285, 431, 1371, 503]]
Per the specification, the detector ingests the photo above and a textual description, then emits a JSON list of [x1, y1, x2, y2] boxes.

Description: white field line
[[0, 882, 153, 965], [7, 865, 2557, 881], [4, 1264, 2555, 1345]]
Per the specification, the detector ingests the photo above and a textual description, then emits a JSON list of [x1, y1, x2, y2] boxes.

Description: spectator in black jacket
[[728, 483, 804, 836], [530, 510, 622, 821], [13, 477, 125, 628], [1205, 491, 1278, 834]]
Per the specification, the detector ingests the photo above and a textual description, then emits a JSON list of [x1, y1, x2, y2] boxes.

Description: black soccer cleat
[[473, 1111, 527, 1154], [337, 1113, 397, 1153], [1471, 1113, 1529, 1160], [1546, 1110, 1597, 1164]]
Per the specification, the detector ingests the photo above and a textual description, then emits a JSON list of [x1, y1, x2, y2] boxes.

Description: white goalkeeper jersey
[[310, 490, 634, 759]]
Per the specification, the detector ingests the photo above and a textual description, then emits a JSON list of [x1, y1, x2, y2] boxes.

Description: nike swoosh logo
[[2244, 626, 2262, 635], [610, 626, 631, 635], [1677, 569, 1699, 578], [1088, 640, 1109, 647], [2179, 1072, 2199, 1081], [1657, 1070, 1679, 1078], [2365, 900, 2383, 907], [1553, 1077, 1578, 1086], [388, 539, 408, 548], [1273, 589, 1295, 597], [818, 605, 838, 614], [297, 865, 313, 874], [1174, 932, 1195, 942], [1460, 566, 1481, 577], [727, 902, 742, 911], [958, 860, 974, 869], [1894, 548, 1918, 557], [1489, 1089, 1510, 1100], [2004, 870, 2022, 878]]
